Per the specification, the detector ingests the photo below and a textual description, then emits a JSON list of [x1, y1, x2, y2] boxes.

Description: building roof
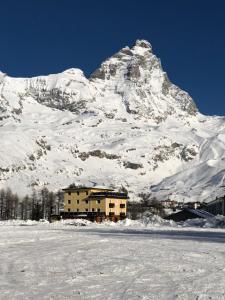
[[88, 191, 129, 200], [186, 208, 214, 218], [62, 186, 113, 192], [206, 196, 225, 206], [164, 208, 214, 222]]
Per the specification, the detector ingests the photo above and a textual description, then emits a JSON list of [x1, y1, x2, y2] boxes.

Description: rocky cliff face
[[90, 39, 197, 120], [0, 40, 224, 202]]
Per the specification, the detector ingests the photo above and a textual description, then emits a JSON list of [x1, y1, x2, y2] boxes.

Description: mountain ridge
[[0, 40, 225, 202]]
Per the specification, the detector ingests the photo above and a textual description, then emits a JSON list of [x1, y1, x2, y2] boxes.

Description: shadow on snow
[[59, 227, 225, 244]]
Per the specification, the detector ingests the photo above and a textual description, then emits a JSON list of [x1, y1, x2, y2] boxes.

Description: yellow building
[[61, 186, 128, 222]]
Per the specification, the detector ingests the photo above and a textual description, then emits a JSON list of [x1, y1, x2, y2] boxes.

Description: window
[[85, 200, 88, 204], [77, 200, 79, 204], [68, 192, 71, 196], [77, 191, 79, 196], [77, 209, 79, 212], [120, 212, 126, 217], [68, 208, 71, 212], [97, 200, 101, 204], [109, 212, 115, 217], [68, 200, 71, 204], [85, 208, 88, 212], [97, 208, 101, 212], [86, 191, 88, 195], [120, 204, 125, 208], [109, 203, 115, 208], [92, 208, 95, 212]]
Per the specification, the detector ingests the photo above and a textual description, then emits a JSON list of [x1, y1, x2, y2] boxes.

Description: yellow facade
[[105, 198, 127, 216], [64, 188, 110, 213], [63, 187, 127, 219]]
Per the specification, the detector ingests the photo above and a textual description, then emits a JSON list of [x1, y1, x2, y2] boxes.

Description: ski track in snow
[[0, 223, 225, 300]]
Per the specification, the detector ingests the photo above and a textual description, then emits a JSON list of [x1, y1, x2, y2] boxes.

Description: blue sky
[[0, 0, 225, 115]]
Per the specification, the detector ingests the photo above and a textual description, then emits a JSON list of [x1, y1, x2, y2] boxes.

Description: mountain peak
[[89, 39, 197, 118], [134, 39, 152, 50]]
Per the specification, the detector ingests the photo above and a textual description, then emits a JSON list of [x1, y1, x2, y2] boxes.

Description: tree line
[[127, 193, 165, 219], [0, 187, 63, 221], [0, 188, 164, 221]]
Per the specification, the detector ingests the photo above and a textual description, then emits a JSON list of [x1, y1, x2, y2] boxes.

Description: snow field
[[0, 220, 225, 299]]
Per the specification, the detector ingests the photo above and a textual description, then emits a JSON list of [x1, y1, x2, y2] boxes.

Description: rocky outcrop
[[78, 150, 120, 161]]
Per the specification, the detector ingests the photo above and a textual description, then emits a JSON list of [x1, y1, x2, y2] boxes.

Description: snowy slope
[[0, 39, 225, 201]]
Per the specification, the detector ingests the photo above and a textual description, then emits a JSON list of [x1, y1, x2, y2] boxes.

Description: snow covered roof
[[62, 187, 113, 192], [88, 191, 129, 200], [165, 208, 215, 222], [185, 208, 215, 219]]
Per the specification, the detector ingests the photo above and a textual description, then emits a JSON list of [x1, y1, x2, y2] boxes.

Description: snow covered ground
[[1, 220, 225, 299]]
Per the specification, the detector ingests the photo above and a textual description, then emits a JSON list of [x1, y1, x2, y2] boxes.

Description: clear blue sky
[[0, 0, 225, 116]]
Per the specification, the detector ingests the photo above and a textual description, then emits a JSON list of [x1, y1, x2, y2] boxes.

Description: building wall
[[105, 198, 127, 216], [64, 188, 109, 213], [64, 189, 127, 217], [88, 198, 106, 213], [205, 197, 225, 216]]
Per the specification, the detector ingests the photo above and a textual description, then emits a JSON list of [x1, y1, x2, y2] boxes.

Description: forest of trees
[[0, 187, 63, 221]]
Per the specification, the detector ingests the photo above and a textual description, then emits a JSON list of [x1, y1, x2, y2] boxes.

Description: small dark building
[[204, 196, 225, 216], [164, 208, 214, 222]]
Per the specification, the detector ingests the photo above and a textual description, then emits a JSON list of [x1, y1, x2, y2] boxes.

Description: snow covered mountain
[[1, 39, 225, 202]]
